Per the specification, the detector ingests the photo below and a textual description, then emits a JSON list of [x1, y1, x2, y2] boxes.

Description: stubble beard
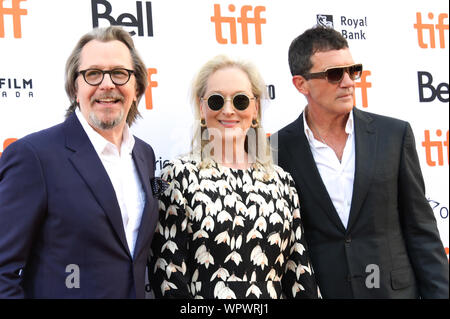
[[89, 108, 124, 130]]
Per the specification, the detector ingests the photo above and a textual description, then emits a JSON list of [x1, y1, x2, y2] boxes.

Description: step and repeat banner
[[1, 0, 449, 255]]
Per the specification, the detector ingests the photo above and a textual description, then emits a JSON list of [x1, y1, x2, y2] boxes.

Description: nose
[[340, 71, 355, 87], [221, 98, 235, 115], [98, 73, 116, 89]]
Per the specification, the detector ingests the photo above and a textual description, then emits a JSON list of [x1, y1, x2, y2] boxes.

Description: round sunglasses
[[78, 68, 135, 86], [303, 63, 363, 83], [202, 93, 256, 111]]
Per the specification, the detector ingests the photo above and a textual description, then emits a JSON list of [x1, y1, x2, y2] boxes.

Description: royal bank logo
[[316, 13, 368, 40], [317, 14, 333, 28], [0, 76, 34, 98]]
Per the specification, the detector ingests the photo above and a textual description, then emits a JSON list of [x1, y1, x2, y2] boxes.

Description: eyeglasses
[[78, 68, 135, 86], [201, 93, 256, 111], [302, 64, 363, 83]]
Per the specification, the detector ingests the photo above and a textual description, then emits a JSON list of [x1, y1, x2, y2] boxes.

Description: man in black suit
[[273, 26, 448, 298]]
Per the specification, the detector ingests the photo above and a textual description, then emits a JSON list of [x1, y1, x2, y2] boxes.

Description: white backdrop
[[1, 0, 448, 257]]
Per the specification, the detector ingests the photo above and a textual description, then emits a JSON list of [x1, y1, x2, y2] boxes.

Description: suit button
[[345, 236, 351, 243], [347, 275, 352, 282]]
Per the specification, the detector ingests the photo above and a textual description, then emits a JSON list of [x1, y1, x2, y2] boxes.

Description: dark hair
[[288, 26, 349, 76], [64, 26, 148, 126]]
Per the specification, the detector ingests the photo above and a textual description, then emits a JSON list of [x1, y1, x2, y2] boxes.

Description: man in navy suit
[[0, 26, 158, 298], [273, 26, 448, 298]]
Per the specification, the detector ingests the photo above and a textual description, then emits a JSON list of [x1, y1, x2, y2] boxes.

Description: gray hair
[[64, 26, 148, 126]]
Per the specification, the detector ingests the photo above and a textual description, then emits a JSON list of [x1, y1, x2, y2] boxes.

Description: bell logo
[[414, 12, 448, 49], [418, 71, 449, 103], [0, 138, 18, 158], [422, 130, 449, 167], [0, 0, 27, 38], [145, 68, 158, 110], [211, 4, 266, 44], [91, 0, 153, 37], [353, 70, 372, 108]]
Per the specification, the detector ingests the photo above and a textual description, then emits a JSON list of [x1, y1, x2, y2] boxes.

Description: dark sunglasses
[[303, 64, 363, 83], [202, 93, 256, 111]]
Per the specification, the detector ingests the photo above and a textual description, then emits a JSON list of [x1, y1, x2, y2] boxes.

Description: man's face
[[76, 40, 137, 132], [305, 48, 356, 116]]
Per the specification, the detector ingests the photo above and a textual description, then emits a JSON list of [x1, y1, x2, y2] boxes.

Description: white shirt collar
[[303, 107, 354, 146], [75, 108, 135, 156]]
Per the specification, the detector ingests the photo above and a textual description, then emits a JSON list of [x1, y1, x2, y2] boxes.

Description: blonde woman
[[149, 55, 319, 299]]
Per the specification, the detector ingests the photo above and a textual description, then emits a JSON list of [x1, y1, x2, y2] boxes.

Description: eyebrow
[[205, 90, 251, 96], [81, 65, 131, 70]]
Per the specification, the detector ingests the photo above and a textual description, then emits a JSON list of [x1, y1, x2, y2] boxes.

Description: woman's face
[[200, 66, 258, 147]]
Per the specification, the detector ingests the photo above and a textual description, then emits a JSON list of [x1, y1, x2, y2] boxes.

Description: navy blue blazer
[[0, 113, 158, 298]]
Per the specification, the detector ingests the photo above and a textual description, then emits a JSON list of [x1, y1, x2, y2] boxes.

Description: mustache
[[90, 92, 125, 104]]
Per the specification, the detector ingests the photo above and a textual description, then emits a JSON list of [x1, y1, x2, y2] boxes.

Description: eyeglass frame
[[201, 92, 256, 111], [302, 63, 363, 83], [77, 68, 135, 86]]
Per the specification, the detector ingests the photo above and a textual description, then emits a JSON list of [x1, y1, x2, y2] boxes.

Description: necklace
[[306, 107, 328, 146]]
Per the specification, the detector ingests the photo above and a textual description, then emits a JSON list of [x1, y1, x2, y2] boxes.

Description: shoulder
[[5, 121, 66, 158], [160, 155, 200, 180], [266, 164, 295, 185], [0, 124, 65, 174], [354, 108, 408, 130], [22, 121, 65, 144]]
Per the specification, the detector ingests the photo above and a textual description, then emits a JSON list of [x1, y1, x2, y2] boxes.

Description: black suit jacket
[[0, 113, 159, 298], [273, 107, 448, 298]]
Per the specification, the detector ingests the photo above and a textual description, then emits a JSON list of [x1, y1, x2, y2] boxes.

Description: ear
[[254, 98, 260, 117], [292, 75, 309, 95], [199, 99, 206, 119]]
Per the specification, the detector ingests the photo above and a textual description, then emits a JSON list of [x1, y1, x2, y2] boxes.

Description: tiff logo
[[422, 130, 449, 167], [211, 4, 266, 44], [0, 0, 27, 38], [145, 68, 158, 109], [414, 12, 448, 49], [353, 70, 372, 108], [92, 0, 153, 37]]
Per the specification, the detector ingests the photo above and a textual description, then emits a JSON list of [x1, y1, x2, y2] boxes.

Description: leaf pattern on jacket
[[149, 156, 320, 299]]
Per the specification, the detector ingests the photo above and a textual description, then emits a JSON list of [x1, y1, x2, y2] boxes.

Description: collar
[[75, 108, 135, 156], [303, 107, 354, 147]]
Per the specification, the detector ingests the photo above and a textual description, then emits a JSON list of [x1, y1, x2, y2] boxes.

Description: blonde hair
[[190, 55, 274, 179]]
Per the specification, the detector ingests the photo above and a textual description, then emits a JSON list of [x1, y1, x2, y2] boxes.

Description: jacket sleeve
[[281, 174, 321, 299], [0, 140, 47, 298], [398, 122, 449, 298], [148, 161, 193, 298]]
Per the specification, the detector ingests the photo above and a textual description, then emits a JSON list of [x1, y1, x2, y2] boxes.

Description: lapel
[[346, 108, 377, 232], [63, 113, 131, 258], [284, 112, 346, 232], [131, 142, 157, 259]]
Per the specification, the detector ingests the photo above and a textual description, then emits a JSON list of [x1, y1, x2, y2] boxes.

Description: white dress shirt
[[303, 110, 355, 229], [76, 109, 146, 256]]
